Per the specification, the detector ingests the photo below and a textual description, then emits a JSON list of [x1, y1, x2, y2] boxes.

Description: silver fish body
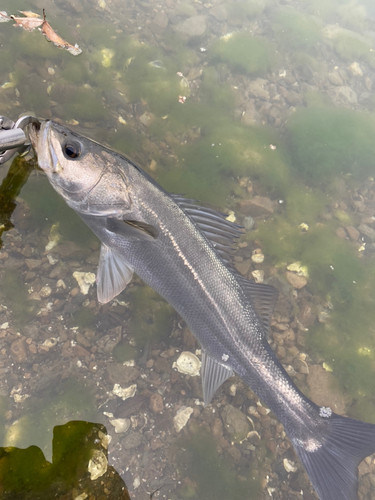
[[29, 120, 375, 500]]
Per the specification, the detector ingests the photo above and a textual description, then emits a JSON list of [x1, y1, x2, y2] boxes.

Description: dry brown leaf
[[19, 11, 41, 18], [10, 15, 43, 32], [40, 10, 82, 56], [1, 9, 82, 56]]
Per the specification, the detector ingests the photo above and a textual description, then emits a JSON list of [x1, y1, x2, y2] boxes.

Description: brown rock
[[238, 196, 274, 217], [10, 338, 28, 363], [211, 417, 223, 439], [151, 437, 163, 450], [25, 259, 42, 270], [297, 302, 317, 328], [149, 393, 164, 413], [335, 227, 347, 239], [182, 327, 196, 349], [345, 226, 360, 242], [359, 224, 375, 241], [116, 395, 146, 418], [107, 364, 140, 385], [307, 364, 347, 414], [285, 271, 307, 289]]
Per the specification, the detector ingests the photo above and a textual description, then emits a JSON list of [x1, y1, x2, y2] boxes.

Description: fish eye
[[63, 140, 82, 159]]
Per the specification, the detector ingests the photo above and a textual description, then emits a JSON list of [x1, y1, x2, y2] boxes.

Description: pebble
[[238, 196, 274, 217], [173, 406, 193, 432], [10, 338, 28, 363], [175, 15, 207, 37], [285, 271, 307, 289], [149, 393, 164, 413], [122, 432, 143, 450]]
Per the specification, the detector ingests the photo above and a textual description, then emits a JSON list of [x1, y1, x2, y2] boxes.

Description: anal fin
[[201, 351, 233, 405]]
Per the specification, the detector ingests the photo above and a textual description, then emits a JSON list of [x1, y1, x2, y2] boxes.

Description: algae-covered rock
[[287, 107, 375, 185], [210, 32, 276, 76], [221, 404, 250, 442]]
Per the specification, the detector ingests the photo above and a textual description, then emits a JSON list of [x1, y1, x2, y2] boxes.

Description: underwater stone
[[345, 226, 359, 242], [221, 404, 250, 442], [173, 406, 194, 432], [209, 5, 227, 21], [359, 224, 375, 241], [348, 62, 363, 76], [238, 196, 274, 217], [10, 338, 28, 363], [285, 271, 307, 289], [112, 383, 137, 400], [335, 86, 358, 104], [72, 272, 96, 295], [283, 458, 297, 473], [173, 351, 201, 376], [252, 270, 264, 283], [109, 417, 131, 434], [175, 15, 207, 37], [328, 72, 343, 86], [307, 365, 347, 414], [88, 449, 108, 480]]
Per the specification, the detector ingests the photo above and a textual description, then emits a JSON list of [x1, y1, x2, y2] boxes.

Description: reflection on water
[[1, 0, 375, 498], [0, 420, 130, 499]]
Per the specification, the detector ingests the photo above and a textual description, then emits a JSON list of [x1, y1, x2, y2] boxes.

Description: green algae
[[226, 0, 269, 22], [0, 269, 39, 326], [72, 308, 96, 329], [287, 107, 375, 186], [272, 9, 322, 53], [175, 428, 260, 500], [210, 33, 276, 76], [113, 343, 139, 363], [126, 286, 174, 345], [20, 175, 96, 248], [157, 117, 291, 206], [332, 34, 371, 62]]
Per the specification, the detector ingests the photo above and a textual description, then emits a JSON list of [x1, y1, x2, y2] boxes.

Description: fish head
[[28, 120, 133, 216]]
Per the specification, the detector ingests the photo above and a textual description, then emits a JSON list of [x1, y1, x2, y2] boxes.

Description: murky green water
[[1, 0, 375, 498]]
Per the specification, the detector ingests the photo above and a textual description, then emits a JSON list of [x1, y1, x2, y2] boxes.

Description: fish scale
[[29, 119, 375, 500]]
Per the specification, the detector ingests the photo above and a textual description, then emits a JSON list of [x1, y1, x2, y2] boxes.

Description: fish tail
[[292, 412, 375, 500]]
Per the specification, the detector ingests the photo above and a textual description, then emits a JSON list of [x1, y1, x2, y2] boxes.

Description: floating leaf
[[40, 10, 82, 56], [10, 14, 43, 32]]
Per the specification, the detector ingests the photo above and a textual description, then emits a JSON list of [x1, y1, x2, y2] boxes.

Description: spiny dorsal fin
[[171, 195, 243, 268]]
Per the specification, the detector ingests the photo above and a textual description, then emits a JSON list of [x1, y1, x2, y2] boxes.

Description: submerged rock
[[221, 404, 250, 442]]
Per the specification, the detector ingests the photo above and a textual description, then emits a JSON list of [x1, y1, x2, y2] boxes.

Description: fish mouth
[[27, 120, 55, 173]]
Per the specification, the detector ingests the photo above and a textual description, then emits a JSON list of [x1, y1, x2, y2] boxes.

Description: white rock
[[109, 418, 130, 433], [112, 383, 137, 400], [73, 272, 96, 295], [173, 406, 194, 432], [251, 251, 264, 264], [348, 62, 363, 76], [251, 270, 264, 283], [283, 458, 297, 473], [173, 351, 201, 376], [88, 449, 107, 480]]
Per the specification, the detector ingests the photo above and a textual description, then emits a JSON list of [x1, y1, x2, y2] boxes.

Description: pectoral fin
[[107, 218, 158, 240], [201, 351, 233, 405], [97, 243, 134, 304]]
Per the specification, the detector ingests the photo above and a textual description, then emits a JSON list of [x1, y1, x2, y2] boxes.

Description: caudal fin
[[293, 413, 375, 500]]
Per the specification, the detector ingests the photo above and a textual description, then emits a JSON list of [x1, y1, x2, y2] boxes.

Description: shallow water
[[1, 0, 375, 498]]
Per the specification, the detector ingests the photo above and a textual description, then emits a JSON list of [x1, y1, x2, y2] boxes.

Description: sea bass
[[29, 120, 375, 500]]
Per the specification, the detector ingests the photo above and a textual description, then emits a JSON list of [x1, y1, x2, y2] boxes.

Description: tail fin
[[293, 413, 375, 500]]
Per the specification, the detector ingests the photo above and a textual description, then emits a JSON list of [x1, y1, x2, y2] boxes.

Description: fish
[[29, 119, 375, 500]]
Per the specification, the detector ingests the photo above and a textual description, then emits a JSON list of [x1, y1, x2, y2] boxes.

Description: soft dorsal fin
[[201, 350, 234, 405], [237, 278, 278, 334], [97, 243, 134, 304], [171, 195, 244, 267]]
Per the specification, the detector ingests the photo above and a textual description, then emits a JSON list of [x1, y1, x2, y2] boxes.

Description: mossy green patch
[[210, 33, 276, 76], [126, 286, 174, 344], [113, 343, 139, 363], [72, 307, 97, 329], [332, 34, 371, 62], [272, 9, 322, 52], [287, 107, 375, 186], [175, 428, 260, 499], [226, 0, 269, 22], [0, 269, 39, 326], [20, 175, 96, 248], [157, 118, 291, 206]]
